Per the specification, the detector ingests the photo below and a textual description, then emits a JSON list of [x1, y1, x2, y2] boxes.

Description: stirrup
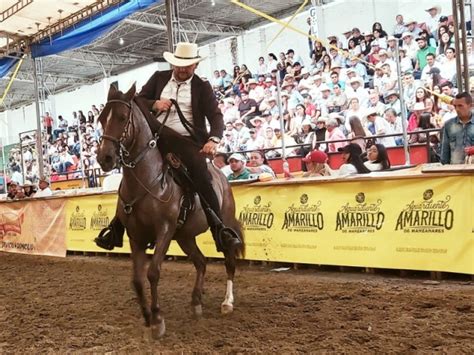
[[94, 227, 115, 251], [213, 226, 242, 253]]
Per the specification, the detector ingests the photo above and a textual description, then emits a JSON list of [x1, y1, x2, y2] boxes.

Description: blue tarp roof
[[31, 0, 161, 58]]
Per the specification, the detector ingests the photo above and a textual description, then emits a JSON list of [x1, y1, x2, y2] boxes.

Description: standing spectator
[[257, 56, 267, 76], [440, 92, 474, 164], [267, 53, 279, 73], [77, 110, 86, 125], [424, 5, 442, 38], [43, 112, 54, 143]]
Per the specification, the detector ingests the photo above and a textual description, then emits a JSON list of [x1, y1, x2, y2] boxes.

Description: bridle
[[99, 99, 158, 169], [99, 97, 172, 215]]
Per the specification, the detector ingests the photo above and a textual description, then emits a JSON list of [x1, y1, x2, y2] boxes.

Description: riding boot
[[198, 182, 242, 253], [94, 216, 124, 250]]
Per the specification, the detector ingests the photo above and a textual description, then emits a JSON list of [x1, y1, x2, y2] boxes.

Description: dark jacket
[[137, 70, 224, 144]]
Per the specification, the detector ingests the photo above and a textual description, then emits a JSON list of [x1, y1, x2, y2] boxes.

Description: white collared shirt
[[159, 74, 194, 135]]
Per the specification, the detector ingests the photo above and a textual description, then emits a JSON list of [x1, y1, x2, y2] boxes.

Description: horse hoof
[[151, 318, 166, 339], [221, 303, 233, 315], [193, 304, 203, 318]]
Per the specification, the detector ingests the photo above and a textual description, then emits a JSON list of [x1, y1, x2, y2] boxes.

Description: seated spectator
[[247, 150, 276, 178], [384, 108, 404, 145], [238, 91, 258, 127], [271, 128, 299, 157], [302, 150, 331, 177], [327, 84, 348, 113], [222, 97, 239, 124], [6, 180, 18, 200], [326, 117, 347, 152], [365, 108, 396, 147], [313, 116, 327, 151], [364, 144, 391, 171], [33, 176, 52, 197], [336, 143, 371, 175], [347, 115, 368, 151], [213, 152, 232, 178], [227, 153, 251, 181], [246, 128, 265, 151], [22, 180, 37, 198], [233, 119, 250, 151], [409, 112, 434, 144], [408, 102, 426, 131]]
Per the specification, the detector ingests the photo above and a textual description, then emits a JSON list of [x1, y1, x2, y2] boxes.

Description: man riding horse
[[95, 42, 242, 253]]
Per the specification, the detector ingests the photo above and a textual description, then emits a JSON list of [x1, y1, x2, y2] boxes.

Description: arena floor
[[1, 252, 473, 353]]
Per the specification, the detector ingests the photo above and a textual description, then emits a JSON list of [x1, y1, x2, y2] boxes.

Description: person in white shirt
[[222, 97, 240, 124], [440, 47, 457, 82], [365, 108, 396, 147], [364, 143, 391, 171], [334, 143, 371, 175], [401, 32, 419, 61], [33, 176, 52, 198], [384, 108, 404, 145], [425, 6, 442, 37]]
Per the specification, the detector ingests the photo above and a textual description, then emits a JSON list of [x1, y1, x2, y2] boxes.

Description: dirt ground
[[0, 252, 473, 354]]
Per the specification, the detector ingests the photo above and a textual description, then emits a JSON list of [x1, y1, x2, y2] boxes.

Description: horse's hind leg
[[130, 240, 151, 326], [147, 232, 173, 339], [176, 234, 206, 318]]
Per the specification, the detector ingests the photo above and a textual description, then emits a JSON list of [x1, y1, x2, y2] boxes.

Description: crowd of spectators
[[210, 6, 474, 180], [3, 5, 474, 190]]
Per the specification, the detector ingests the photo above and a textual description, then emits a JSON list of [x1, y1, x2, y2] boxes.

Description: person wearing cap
[[227, 154, 251, 181], [337, 144, 371, 175], [96, 42, 241, 252], [302, 150, 331, 177], [246, 126, 265, 151], [366, 108, 396, 147], [415, 37, 436, 72], [350, 28, 363, 46]]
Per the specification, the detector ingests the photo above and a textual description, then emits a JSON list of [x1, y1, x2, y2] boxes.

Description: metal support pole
[[32, 57, 45, 178], [165, 0, 174, 52], [394, 43, 410, 165], [274, 74, 286, 158], [452, 0, 464, 91], [459, 0, 470, 92]]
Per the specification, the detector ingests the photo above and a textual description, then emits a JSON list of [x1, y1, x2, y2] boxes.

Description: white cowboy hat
[[163, 42, 206, 67]]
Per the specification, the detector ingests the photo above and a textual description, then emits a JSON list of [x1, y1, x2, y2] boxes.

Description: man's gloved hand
[[464, 146, 474, 156]]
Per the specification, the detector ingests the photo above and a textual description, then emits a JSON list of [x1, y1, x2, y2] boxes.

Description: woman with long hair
[[347, 116, 368, 151], [364, 144, 391, 171], [311, 41, 326, 65], [438, 32, 454, 56], [409, 112, 434, 143], [372, 22, 388, 38], [320, 54, 332, 75], [337, 143, 371, 175]]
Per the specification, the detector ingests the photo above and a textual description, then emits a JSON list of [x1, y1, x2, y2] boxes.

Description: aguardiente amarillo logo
[[395, 189, 454, 233], [90, 204, 110, 230], [281, 193, 324, 232], [69, 205, 87, 230], [335, 192, 385, 233], [238, 195, 274, 231]]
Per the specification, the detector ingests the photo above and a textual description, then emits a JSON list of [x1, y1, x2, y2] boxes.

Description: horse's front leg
[[130, 239, 151, 326], [147, 227, 173, 339], [221, 250, 236, 314]]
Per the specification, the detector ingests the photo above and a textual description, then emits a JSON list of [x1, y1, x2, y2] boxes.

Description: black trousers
[[157, 129, 221, 227]]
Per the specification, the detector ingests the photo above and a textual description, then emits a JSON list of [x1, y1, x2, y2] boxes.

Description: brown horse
[[96, 84, 245, 338]]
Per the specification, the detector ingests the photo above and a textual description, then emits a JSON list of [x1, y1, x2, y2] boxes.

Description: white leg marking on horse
[[194, 304, 203, 317], [221, 279, 234, 314]]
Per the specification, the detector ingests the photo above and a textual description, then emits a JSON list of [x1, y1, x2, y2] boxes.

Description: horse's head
[[97, 83, 136, 172]]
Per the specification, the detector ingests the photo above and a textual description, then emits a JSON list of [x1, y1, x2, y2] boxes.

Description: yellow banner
[[233, 176, 474, 274], [0, 199, 66, 257], [62, 175, 474, 274]]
